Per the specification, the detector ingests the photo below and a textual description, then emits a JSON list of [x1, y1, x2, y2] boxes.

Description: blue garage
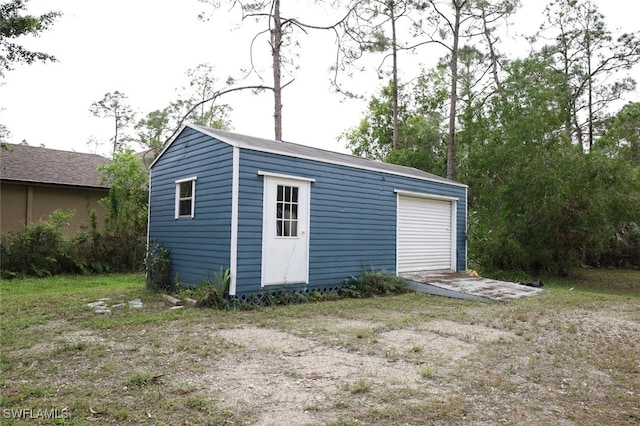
[[148, 124, 467, 297]]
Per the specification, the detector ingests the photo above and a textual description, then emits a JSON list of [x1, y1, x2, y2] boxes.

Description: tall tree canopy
[[597, 101, 640, 164], [344, 0, 640, 275], [89, 91, 136, 157], [342, 71, 448, 175], [0, 0, 60, 77], [535, 0, 640, 152], [198, 0, 332, 140], [134, 63, 233, 161]]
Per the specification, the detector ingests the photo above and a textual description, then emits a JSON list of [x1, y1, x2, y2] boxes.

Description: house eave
[[0, 178, 110, 191], [175, 124, 468, 189]]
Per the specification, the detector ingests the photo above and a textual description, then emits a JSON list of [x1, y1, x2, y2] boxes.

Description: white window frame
[[275, 184, 299, 238], [175, 176, 197, 219]]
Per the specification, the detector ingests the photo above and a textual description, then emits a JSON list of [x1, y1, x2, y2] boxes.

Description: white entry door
[[261, 175, 311, 285]]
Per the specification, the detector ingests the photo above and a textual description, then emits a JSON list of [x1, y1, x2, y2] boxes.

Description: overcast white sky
[[0, 0, 638, 157]]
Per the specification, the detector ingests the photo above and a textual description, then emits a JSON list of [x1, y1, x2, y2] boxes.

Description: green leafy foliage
[[89, 91, 136, 155], [133, 63, 233, 163], [345, 50, 640, 277], [191, 267, 232, 309], [0, 0, 60, 77], [71, 209, 111, 274], [597, 102, 640, 164], [344, 267, 409, 297], [0, 210, 75, 277], [98, 150, 148, 271], [1, 152, 149, 277], [537, 0, 640, 151], [181, 267, 407, 310], [341, 78, 447, 176], [601, 222, 640, 268], [144, 241, 173, 293], [461, 58, 640, 275]]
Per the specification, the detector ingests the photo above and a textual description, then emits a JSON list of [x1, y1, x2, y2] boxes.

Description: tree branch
[[164, 84, 275, 145]]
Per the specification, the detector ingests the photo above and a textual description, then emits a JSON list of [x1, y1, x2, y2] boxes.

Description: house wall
[[0, 181, 108, 236], [148, 127, 234, 286], [235, 148, 467, 296]]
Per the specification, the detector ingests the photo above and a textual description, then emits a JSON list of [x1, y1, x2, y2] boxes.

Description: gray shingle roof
[[0, 144, 111, 188], [184, 124, 465, 187]]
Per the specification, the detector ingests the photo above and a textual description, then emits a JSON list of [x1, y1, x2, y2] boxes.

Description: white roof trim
[[152, 123, 467, 189], [148, 124, 187, 169], [394, 189, 459, 202], [258, 170, 316, 182], [175, 176, 198, 184]]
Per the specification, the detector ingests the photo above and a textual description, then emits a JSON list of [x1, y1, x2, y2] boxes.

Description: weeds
[[53, 341, 89, 354], [350, 379, 372, 394], [1, 270, 638, 425], [193, 267, 231, 309], [125, 372, 153, 388], [183, 267, 409, 311], [345, 267, 409, 297], [419, 366, 436, 379], [185, 396, 211, 412]]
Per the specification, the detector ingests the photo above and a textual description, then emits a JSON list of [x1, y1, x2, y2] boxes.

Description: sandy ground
[[7, 293, 640, 425]]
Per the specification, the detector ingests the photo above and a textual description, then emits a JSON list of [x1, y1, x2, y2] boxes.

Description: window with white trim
[[175, 177, 197, 218], [276, 184, 298, 237]]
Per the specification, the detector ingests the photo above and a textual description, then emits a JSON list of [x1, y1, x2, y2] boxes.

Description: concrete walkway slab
[[401, 270, 546, 302]]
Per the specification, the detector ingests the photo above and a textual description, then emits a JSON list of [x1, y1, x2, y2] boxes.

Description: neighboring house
[[0, 144, 111, 236], [148, 124, 468, 297]]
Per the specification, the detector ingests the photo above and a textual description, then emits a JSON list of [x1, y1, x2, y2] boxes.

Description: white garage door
[[397, 194, 455, 272]]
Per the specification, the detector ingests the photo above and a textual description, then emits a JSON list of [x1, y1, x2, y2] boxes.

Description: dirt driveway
[[7, 283, 638, 426]]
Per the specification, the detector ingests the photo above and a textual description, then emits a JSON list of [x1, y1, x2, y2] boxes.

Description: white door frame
[[259, 171, 314, 286], [394, 189, 457, 273]]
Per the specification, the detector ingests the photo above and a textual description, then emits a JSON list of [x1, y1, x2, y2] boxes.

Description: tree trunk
[[587, 34, 594, 153], [271, 0, 283, 141], [446, 1, 462, 180], [559, 28, 573, 142], [113, 114, 119, 157], [481, 6, 501, 89], [391, 5, 399, 150]]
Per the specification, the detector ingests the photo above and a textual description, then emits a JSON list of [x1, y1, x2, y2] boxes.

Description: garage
[[150, 124, 467, 295], [396, 191, 457, 272]]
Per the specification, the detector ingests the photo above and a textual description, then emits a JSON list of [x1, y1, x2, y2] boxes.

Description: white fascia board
[[251, 147, 467, 188], [394, 189, 459, 202], [175, 176, 198, 184], [148, 125, 188, 169], [257, 170, 316, 182], [191, 124, 467, 189]]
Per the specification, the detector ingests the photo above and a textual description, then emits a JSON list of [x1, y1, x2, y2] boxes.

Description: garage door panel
[[397, 195, 454, 272]]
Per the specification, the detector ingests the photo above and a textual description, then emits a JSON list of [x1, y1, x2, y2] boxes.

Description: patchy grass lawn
[[0, 270, 638, 425]]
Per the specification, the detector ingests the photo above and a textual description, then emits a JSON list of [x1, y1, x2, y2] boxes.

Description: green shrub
[[71, 209, 112, 274], [194, 267, 231, 309], [183, 267, 408, 311], [1, 206, 148, 278], [0, 210, 75, 278], [144, 241, 173, 292], [600, 222, 640, 268], [345, 267, 409, 297]]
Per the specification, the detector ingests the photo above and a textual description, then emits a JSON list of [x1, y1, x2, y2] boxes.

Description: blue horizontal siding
[[148, 128, 233, 286], [234, 148, 467, 296], [150, 128, 467, 295]]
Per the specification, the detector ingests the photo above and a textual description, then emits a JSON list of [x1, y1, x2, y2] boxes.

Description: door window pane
[[276, 184, 298, 237]]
